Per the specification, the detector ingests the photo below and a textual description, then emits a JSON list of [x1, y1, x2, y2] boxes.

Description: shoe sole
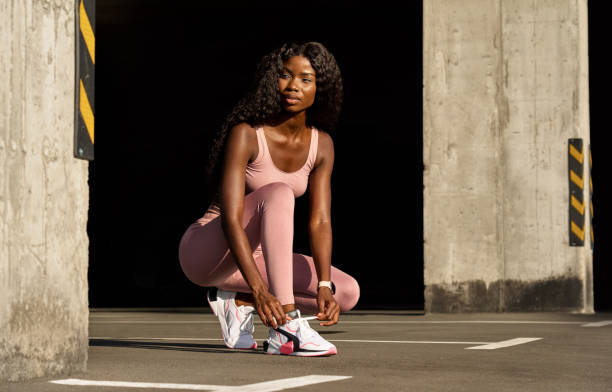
[[207, 289, 257, 350], [263, 340, 337, 356], [264, 346, 338, 357]]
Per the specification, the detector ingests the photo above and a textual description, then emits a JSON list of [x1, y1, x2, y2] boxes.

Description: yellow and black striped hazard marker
[[569, 138, 585, 246], [589, 144, 594, 250], [74, 0, 95, 160]]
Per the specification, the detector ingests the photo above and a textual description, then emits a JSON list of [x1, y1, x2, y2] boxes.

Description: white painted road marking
[[237, 375, 352, 392], [91, 336, 225, 342], [92, 321, 221, 324], [466, 337, 542, 350], [581, 320, 612, 327], [51, 375, 352, 391], [51, 379, 225, 390], [329, 339, 492, 344], [90, 319, 584, 325], [91, 336, 492, 345], [91, 336, 542, 349]]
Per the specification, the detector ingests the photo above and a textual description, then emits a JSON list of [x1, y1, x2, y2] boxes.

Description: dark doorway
[[588, 2, 612, 311], [90, 1, 424, 309]]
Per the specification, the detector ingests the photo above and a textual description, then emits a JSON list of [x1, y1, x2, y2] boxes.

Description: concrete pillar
[[1, 0, 89, 381], [423, 0, 593, 312]]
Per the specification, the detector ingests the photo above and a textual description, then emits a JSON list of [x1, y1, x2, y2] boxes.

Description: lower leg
[[216, 183, 296, 310]]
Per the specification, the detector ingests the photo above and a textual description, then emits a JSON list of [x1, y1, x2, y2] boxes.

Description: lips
[[284, 95, 301, 105]]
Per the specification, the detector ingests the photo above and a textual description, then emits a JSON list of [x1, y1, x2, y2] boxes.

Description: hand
[[315, 287, 340, 326], [253, 290, 286, 328]]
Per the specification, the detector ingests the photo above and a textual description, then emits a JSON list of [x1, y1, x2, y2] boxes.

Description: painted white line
[[50, 375, 352, 391], [90, 320, 583, 325], [90, 337, 224, 341], [92, 321, 220, 324], [237, 375, 352, 392], [466, 337, 542, 350], [90, 337, 492, 345], [50, 379, 223, 390], [328, 339, 492, 344], [581, 320, 612, 327], [338, 321, 581, 325]]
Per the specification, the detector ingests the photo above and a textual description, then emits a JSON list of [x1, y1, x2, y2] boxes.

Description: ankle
[[234, 292, 255, 307], [282, 304, 296, 313]]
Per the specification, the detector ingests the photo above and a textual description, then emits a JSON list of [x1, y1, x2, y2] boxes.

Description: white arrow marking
[[50, 375, 352, 391], [466, 337, 542, 350], [581, 320, 612, 327]]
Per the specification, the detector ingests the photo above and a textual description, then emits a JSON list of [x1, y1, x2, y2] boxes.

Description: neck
[[267, 111, 309, 138]]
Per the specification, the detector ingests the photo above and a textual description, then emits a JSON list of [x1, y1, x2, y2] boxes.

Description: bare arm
[[307, 131, 339, 325], [219, 123, 286, 327]]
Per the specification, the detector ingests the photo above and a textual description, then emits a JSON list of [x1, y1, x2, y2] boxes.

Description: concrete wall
[[0, 0, 89, 382], [423, 0, 593, 312]]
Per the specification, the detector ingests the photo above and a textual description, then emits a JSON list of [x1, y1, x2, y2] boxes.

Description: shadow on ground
[[89, 339, 262, 355]]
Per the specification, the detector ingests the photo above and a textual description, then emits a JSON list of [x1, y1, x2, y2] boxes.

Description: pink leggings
[[178, 182, 360, 314]]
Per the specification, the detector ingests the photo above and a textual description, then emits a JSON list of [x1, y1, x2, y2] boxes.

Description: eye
[[280, 73, 291, 79], [303, 78, 312, 83]]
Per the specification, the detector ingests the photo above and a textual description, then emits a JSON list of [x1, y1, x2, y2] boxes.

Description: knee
[[336, 275, 360, 312], [258, 182, 295, 209]]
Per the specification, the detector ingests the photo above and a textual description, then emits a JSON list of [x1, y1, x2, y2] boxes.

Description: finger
[[278, 306, 287, 325], [262, 304, 275, 327], [258, 310, 269, 327], [273, 301, 286, 325], [320, 316, 337, 326], [332, 306, 340, 324], [321, 304, 339, 326], [265, 303, 279, 328], [318, 296, 326, 315], [324, 313, 339, 326], [325, 302, 335, 320], [270, 305, 285, 327], [267, 310, 277, 328]]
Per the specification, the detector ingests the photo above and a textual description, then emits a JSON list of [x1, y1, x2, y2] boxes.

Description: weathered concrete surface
[[423, 0, 593, 312], [0, 0, 89, 382], [6, 309, 612, 392]]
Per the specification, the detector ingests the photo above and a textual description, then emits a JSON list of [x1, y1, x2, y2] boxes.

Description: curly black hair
[[205, 41, 344, 205]]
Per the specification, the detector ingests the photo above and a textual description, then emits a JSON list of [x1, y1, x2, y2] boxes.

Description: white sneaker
[[207, 288, 257, 349], [263, 309, 337, 356]]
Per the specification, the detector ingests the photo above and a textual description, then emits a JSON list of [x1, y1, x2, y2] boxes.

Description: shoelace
[[293, 316, 319, 340]]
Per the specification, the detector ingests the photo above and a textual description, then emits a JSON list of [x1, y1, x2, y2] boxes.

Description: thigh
[[178, 214, 234, 286], [291, 254, 360, 299], [178, 196, 265, 286], [291, 254, 361, 311]]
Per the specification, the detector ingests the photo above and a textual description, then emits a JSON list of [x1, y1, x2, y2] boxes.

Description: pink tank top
[[205, 125, 319, 217], [246, 125, 319, 198]]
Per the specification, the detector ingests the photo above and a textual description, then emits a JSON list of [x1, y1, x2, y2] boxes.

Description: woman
[[178, 41, 360, 356]]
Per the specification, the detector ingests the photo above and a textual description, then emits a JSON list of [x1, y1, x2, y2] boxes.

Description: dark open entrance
[[90, 1, 424, 309], [588, 2, 612, 311]]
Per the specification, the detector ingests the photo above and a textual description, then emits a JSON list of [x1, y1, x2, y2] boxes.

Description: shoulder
[[314, 128, 334, 168], [225, 122, 258, 161], [228, 122, 257, 139]]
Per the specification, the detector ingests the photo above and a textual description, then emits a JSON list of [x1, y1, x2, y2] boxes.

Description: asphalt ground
[[3, 309, 612, 391]]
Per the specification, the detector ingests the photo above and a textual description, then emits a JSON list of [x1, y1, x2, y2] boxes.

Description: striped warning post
[[568, 139, 584, 246], [74, 0, 95, 160], [589, 144, 593, 249]]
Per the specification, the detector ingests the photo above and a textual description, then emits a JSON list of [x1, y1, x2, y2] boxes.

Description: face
[[278, 55, 316, 112]]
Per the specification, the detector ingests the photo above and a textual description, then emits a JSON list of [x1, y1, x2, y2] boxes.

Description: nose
[[286, 78, 299, 91]]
